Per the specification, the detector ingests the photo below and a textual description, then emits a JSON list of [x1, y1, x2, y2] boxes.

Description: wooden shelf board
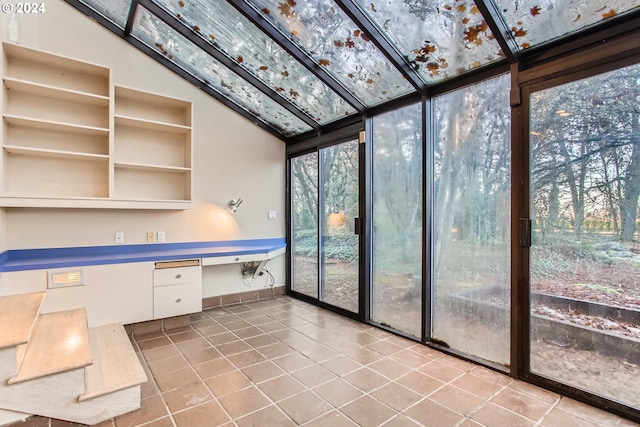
[[0, 196, 191, 210], [3, 42, 110, 79], [79, 323, 147, 402], [0, 292, 46, 349], [3, 77, 109, 107], [3, 145, 109, 161], [115, 86, 189, 108], [114, 162, 191, 173], [114, 114, 191, 134], [3, 114, 109, 136], [8, 308, 92, 385]]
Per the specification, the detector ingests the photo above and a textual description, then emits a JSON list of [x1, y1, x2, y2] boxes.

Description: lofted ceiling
[[66, 0, 640, 142]]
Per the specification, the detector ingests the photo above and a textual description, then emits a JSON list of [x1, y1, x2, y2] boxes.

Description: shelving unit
[[113, 86, 192, 204], [0, 43, 193, 209]]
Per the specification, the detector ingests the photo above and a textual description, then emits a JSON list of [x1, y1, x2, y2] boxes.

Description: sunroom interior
[[1, 0, 640, 424]]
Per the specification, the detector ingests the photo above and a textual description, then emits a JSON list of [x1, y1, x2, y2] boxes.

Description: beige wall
[[1, 1, 286, 291], [0, 208, 5, 252]]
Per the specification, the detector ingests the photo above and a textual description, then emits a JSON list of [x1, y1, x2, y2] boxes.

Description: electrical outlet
[[157, 231, 165, 242], [147, 231, 156, 243], [115, 232, 124, 244], [268, 210, 277, 220]]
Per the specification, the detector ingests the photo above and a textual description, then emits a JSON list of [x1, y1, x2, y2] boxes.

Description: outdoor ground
[[291, 238, 640, 409]]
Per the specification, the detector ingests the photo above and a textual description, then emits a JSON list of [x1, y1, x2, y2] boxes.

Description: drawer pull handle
[[175, 274, 182, 279], [176, 298, 182, 303]]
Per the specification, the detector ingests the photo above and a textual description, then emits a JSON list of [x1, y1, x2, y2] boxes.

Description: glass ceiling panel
[[492, 0, 640, 50], [353, 1, 503, 83], [247, 0, 416, 106], [79, 0, 129, 28], [153, 0, 356, 124], [131, 5, 313, 136]]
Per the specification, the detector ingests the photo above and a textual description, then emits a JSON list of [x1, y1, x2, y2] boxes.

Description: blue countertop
[[0, 238, 286, 272]]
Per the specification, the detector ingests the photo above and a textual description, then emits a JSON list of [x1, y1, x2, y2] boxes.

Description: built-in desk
[[0, 238, 286, 272], [0, 239, 286, 326]]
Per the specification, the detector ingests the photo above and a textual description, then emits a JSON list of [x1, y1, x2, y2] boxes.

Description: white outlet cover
[[268, 210, 277, 220], [115, 232, 124, 244]]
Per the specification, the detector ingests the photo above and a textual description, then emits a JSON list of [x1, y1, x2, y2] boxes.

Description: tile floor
[[16, 296, 640, 427]]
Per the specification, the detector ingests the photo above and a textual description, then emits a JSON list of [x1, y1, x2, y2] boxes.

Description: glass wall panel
[[291, 152, 319, 298], [354, 0, 503, 84], [321, 140, 359, 313], [432, 74, 511, 365], [153, 0, 357, 124], [132, 6, 313, 136], [371, 103, 423, 338], [493, 0, 640, 50], [529, 63, 640, 409], [247, 0, 416, 106]]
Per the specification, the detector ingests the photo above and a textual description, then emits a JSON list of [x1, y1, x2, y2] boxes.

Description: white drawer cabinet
[[154, 281, 201, 319], [154, 265, 201, 286], [153, 261, 201, 319]]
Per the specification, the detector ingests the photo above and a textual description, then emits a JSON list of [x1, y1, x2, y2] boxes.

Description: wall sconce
[[228, 198, 243, 213]]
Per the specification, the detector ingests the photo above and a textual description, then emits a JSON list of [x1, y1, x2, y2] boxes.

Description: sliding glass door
[[431, 74, 511, 366], [370, 103, 423, 338], [528, 63, 640, 409], [290, 139, 360, 314], [320, 141, 359, 312]]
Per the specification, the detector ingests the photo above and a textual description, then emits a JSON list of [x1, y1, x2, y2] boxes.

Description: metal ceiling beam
[[474, 0, 520, 64], [226, 0, 367, 114], [334, 0, 427, 95], [124, 0, 139, 35], [138, 0, 320, 131]]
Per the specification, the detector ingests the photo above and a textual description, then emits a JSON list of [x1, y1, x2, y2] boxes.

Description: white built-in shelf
[[114, 114, 191, 134], [3, 145, 109, 162], [0, 196, 190, 210], [3, 77, 109, 107], [3, 114, 110, 136], [114, 162, 191, 173], [1, 42, 193, 210]]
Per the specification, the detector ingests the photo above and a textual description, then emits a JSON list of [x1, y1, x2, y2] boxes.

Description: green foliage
[[293, 229, 359, 263]]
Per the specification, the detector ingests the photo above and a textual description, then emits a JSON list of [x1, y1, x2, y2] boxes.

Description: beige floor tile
[[313, 378, 364, 408], [154, 367, 200, 392], [430, 385, 486, 416], [235, 405, 296, 427], [174, 337, 211, 354], [272, 352, 315, 371], [290, 363, 338, 388], [226, 349, 267, 368], [368, 357, 413, 380], [340, 395, 396, 427], [277, 390, 333, 425], [257, 341, 296, 359], [370, 382, 422, 411], [218, 386, 271, 419], [257, 374, 307, 402], [396, 370, 445, 396], [183, 347, 222, 365], [343, 367, 390, 392], [171, 401, 230, 427], [491, 387, 552, 422], [163, 381, 213, 413], [114, 395, 168, 427], [304, 410, 360, 427], [320, 355, 362, 376], [471, 402, 536, 427], [215, 340, 252, 356], [205, 369, 253, 398], [241, 360, 286, 383], [418, 360, 465, 383], [192, 357, 235, 379], [451, 372, 506, 400], [147, 355, 190, 377], [403, 398, 465, 427], [380, 414, 423, 427], [142, 344, 181, 362]]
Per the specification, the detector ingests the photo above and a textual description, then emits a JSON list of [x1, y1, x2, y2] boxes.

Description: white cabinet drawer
[[201, 253, 265, 266], [153, 265, 201, 287], [153, 282, 202, 319]]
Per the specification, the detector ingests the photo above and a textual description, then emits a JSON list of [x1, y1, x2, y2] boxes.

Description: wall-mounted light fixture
[[228, 198, 243, 213]]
